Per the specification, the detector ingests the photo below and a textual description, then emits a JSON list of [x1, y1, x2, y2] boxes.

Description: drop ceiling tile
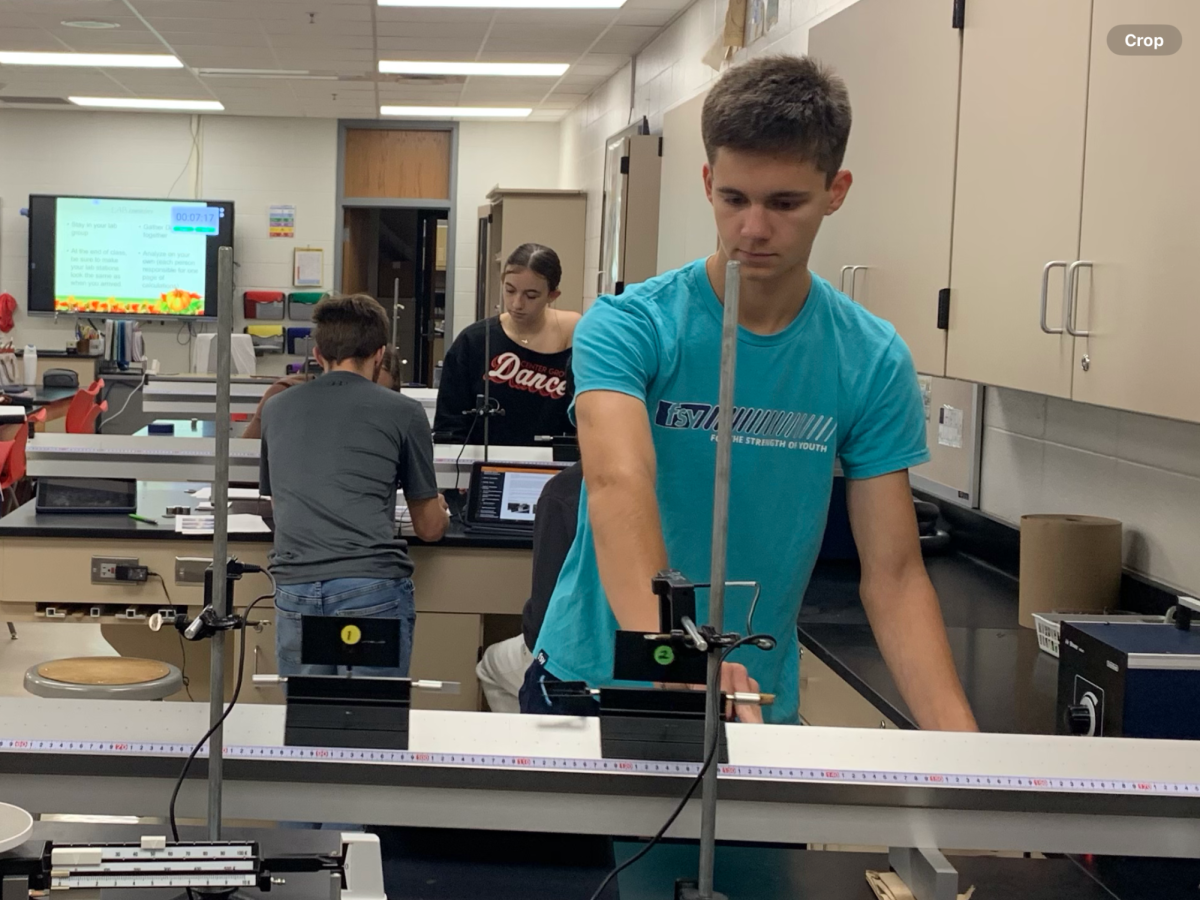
[[375, 38, 493, 53], [485, 23, 597, 52], [260, 33, 375, 51], [376, 22, 491, 40], [614, 7, 678, 26], [578, 52, 631, 68], [375, 9, 496, 26], [492, 9, 617, 27], [472, 50, 578, 63]]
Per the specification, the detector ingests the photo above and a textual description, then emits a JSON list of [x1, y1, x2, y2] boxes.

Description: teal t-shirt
[[534, 259, 929, 723]]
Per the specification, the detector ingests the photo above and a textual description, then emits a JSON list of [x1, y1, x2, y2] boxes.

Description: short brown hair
[[702, 55, 852, 186], [312, 293, 389, 363]]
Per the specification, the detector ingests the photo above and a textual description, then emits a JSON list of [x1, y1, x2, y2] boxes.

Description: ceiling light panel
[[380, 105, 531, 117], [379, 61, 568, 76], [0, 51, 182, 68], [380, 0, 625, 9], [69, 97, 224, 111]]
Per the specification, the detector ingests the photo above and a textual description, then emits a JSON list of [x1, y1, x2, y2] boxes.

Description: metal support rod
[[697, 259, 741, 899], [207, 244, 235, 840], [482, 292, 494, 461], [391, 278, 401, 356]]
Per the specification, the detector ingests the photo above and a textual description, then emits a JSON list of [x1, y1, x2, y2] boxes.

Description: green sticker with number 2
[[653, 645, 675, 666]]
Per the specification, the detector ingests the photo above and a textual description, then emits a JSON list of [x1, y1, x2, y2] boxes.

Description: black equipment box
[[1057, 620, 1200, 739], [599, 687, 728, 764], [284, 675, 411, 750], [284, 615, 412, 750]]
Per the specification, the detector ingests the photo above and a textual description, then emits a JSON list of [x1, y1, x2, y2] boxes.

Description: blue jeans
[[274, 577, 416, 678], [518, 655, 600, 716]]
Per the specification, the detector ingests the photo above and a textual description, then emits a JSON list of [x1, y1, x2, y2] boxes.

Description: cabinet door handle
[[840, 265, 853, 293], [849, 265, 868, 300], [1040, 261, 1069, 334], [1064, 260, 1093, 337]]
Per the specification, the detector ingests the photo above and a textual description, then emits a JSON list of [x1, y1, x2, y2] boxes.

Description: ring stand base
[[676, 880, 728, 900]]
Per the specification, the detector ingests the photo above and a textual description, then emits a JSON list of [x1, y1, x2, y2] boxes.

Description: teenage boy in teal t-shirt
[[526, 55, 976, 730]]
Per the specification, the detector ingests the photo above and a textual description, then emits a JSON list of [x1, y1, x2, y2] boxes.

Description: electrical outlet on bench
[[91, 556, 141, 584], [175, 557, 213, 585]]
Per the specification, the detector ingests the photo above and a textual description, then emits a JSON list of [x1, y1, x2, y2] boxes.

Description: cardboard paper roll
[[1019, 514, 1122, 629]]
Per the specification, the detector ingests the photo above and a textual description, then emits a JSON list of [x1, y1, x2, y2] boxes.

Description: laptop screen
[[467, 462, 567, 526]]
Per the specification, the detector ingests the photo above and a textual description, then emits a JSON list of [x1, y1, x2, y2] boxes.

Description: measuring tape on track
[[2, 738, 1198, 800]]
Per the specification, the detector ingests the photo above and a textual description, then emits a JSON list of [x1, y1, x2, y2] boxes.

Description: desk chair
[[0, 407, 46, 514], [24, 657, 182, 700], [0, 440, 11, 642], [65, 378, 107, 434]]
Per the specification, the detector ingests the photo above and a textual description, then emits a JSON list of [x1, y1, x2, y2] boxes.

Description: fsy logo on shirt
[[655, 399, 835, 452]]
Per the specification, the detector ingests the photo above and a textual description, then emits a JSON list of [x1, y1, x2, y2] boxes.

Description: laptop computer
[[463, 460, 570, 536]]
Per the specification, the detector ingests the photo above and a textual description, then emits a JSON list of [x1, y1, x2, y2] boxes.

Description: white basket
[[1033, 612, 1164, 658]]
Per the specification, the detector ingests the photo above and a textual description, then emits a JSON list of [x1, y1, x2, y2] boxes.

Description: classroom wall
[[452, 121, 562, 340], [557, 0, 858, 306], [0, 108, 337, 376], [982, 389, 1200, 595], [556, 0, 1200, 595], [0, 110, 562, 372]]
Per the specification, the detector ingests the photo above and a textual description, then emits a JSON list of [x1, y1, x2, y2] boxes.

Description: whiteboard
[[656, 90, 717, 274]]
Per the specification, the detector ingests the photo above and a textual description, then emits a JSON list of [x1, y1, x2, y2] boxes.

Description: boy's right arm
[[575, 390, 666, 633], [577, 389, 762, 722], [399, 403, 448, 542]]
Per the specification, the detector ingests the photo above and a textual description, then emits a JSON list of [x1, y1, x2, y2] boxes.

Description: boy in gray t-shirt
[[260, 293, 447, 678]]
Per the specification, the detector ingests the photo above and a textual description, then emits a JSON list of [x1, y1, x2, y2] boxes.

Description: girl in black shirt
[[435, 243, 580, 446]]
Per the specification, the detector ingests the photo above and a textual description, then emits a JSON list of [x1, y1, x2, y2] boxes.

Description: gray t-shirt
[[259, 371, 439, 584]]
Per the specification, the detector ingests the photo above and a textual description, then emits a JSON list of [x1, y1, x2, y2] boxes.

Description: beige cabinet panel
[[807, 0, 959, 376], [480, 189, 587, 315], [409, 612, 482, 711], [799, 649, 897, 729], [945, 0, 1092, 397], [1071, 0, 1200, 422], [656, 91, 716, 275]]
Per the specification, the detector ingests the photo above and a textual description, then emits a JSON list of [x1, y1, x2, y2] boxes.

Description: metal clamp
[[1064, 260, 1093, 337], [1039, 261, 1069, 334]]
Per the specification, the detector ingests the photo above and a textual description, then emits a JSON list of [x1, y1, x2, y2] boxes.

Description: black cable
[[167, 593, 272, 843], [148, 572, 194, 701], [177, 631, 194, 702], [453, 408, 482, 492], [744, 582, 762, 638], [585, 634, 773, 900]]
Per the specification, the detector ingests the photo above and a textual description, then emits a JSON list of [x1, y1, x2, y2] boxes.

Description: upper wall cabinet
[[944, 0, 1092, 398], [807, 0, 961, 377], [1070, 0, 1200, 422]]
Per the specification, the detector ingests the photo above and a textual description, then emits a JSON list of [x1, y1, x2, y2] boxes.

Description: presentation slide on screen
[[53, 197, 218, 316]]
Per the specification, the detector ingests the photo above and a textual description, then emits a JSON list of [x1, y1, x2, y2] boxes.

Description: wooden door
[[944, 0, 1092, 397], [1071, 1, 1200, 422], [341, 208, 372, 295], [806, 0, 960, 376]]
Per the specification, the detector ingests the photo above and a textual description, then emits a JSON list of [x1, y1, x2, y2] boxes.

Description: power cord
[[100, 372, 149, 429], [453, 408, 482, 492], [148, 571, 193, 701], [167, 592, 272, 843], [585, 634, 773, 900]]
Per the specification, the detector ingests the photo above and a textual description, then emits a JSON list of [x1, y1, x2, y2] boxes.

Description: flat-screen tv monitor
[[27, 194, 234, 319]]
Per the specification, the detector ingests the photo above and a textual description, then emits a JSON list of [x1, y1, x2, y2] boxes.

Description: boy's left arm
[[846, 470, 978, 732]]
